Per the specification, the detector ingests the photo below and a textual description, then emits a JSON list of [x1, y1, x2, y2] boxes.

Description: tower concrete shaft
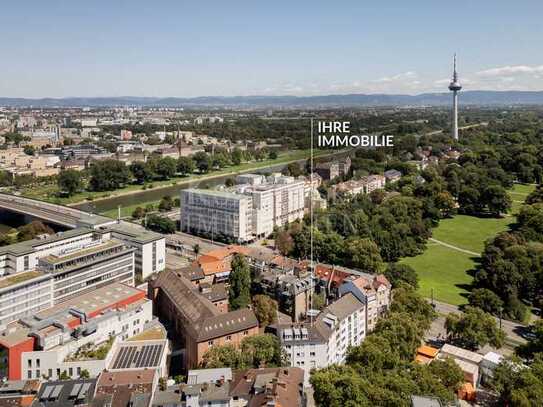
[[448, 54, 462, 140]]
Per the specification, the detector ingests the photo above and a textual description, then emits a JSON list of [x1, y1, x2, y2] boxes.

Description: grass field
[[400, 183, 536, 306]]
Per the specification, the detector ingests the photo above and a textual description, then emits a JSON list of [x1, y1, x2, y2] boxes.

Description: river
[[72, 162, 292, 214]]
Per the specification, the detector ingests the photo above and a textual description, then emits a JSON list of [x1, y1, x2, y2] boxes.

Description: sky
[[1, 0, 542, 98]]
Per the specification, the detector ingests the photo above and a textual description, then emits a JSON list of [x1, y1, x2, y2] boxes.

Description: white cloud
[[372, 71, 417, 83], [476, 65, 543, 77]]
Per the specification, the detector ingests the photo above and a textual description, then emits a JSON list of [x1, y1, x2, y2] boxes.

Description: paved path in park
[[428, 237, 480, 256]]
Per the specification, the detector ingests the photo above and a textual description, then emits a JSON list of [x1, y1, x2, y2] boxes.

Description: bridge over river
[[0, 193, 115, 229]]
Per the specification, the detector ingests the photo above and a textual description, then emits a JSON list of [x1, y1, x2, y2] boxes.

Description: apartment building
[[0, 283, 152, 381], [180, 174, 305, 241], [331, 174, 386, 196], [268, 293, 368, 372], [180, 189, 254, 242], [339, 274, 391, 332], [240, 175, 305, 237], [270, 323, 327, 383], [149, 270, 259, 369]]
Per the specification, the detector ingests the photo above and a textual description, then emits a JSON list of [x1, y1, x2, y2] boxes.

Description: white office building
[[180, 189, 254, 242]]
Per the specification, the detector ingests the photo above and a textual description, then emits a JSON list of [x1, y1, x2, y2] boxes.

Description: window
[[48, 369, 52, 378], [36, 359, 40, 368], [27, 360, 32, 368], [208, 340, 214, 346], [243, 330, 249, 336], [226, 335, 232, 341], [36, 370, 40, 378], [24, 256, 29, 271], [69, 368, 73, 376]]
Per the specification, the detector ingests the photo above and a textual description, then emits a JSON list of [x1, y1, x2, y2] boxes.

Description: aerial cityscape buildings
[[0, 1, 542, 404]]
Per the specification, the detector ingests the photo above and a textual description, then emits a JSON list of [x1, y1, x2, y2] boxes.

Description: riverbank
[[18, 149, 339, 209], [16, 149, 346, 217]]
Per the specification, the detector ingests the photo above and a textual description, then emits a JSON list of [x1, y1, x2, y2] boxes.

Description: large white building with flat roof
[[180, 189, 254, 242], [180, 174, 305, 241]]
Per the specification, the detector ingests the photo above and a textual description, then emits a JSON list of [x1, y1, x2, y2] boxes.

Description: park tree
[[58, 169, 82, 196], [89, 159, 131, 191], [177, 156, 195, 175], [252, 295, 278, 327], [435, 191, 456, 218], [229, 254, 251, 310], [445, 306, 505, 350], [483, 184, 512, 217], [193, 152, 211, 173], [268, 150, 278, 159], [145, 214, 176, 234], [130, 161, 154, 184], [516, 319, 543, 360], [231, 148, 243, 165], [468, 288, 504, 315], [526, 185, 543, 204], [132, 206, 145, 219], [384, 263, 419, 289], [492, 355, 543, 406], [158, 195, 174, 212], [155, 157, 177, 179], [346, 238, 384, 273]]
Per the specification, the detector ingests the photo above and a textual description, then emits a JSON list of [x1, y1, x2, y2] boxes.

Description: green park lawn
[[401, 183, 536, 306]]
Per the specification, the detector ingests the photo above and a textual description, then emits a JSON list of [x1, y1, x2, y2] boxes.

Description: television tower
[[448, 54, 462, 140]]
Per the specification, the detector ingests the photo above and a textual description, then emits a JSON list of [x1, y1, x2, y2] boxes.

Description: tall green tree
[[177, 156, 195, 175], [229, 254, 251, 310], [89, 159, 131, 191], [57, 169, 82, 196], [445, 306, 505, 350], [346, 238, 384, 273]]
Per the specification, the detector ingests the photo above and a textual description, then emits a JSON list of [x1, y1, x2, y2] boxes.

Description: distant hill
[[2, 91, 543, 108]]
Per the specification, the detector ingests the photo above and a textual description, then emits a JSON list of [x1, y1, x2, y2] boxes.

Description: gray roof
[[187, 368, 232, 385], [321, 293, 364, 320], [0, 228, 94, 256], [107, 221, 164, 244]]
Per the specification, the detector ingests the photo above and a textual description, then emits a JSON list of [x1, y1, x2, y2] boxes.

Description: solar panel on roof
[[78, 383, 92, 400], [50, 385, 63, 399], [70, 383, 82, 398], [41, 385, 54, 400]]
